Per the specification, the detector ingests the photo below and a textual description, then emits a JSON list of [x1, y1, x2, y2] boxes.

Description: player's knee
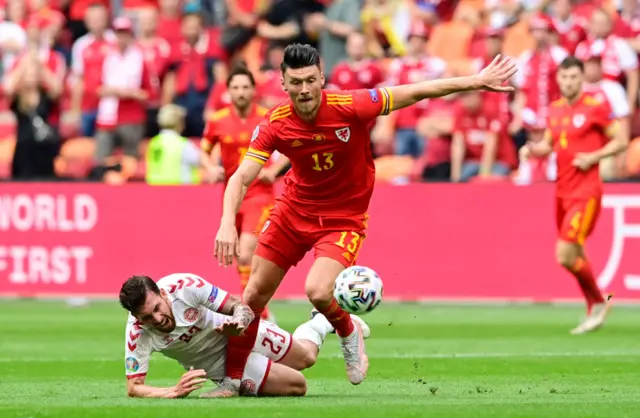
[[299, 350, 317, 370], [237, 252, 252, 267], [305, 284, 333, 308], [285, 373, 307, 396], [555, 243, 576, 268], [242, 285, 268, 310]]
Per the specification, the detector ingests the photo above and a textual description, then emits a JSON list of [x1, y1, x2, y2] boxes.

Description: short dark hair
[[280, 43, 321, 73], [226, 64, 256, 87], [559, 56, 584, 72], [119, 275, 160, 314]]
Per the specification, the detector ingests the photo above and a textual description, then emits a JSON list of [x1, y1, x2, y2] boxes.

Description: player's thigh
[[253, 319, 293, 363], [239, 353, 305, 396], [255, 210, 311, 273], [558, 197, 601, 245]]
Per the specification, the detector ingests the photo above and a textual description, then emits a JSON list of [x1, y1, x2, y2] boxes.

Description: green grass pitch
[[1, 300, 639, 417]]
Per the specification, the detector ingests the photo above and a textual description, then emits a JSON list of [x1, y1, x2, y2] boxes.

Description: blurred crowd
[[1, 0, 640, 184]]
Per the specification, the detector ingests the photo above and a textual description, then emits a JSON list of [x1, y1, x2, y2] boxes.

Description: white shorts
[[239, 320, 293, 396]]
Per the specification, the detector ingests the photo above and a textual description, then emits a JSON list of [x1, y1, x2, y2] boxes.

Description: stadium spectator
[[450, 90, 515, 182], [0, 0, 27, 75], [583, 52, 631, 180], [4, 51, 61, 180], [386, 20, 446, 158], [220, 0, 264, 54], [329, 32, 385, 90], [417, 95, 460, 181], [94, 17, 151, 166], [69, 3, 115, 138], [163, 12, 224, 137], [67, 0, 110, 43], [549, 0, 587, 55], [361, 0, 411, 58], [137, 7, 172, 137], [410, 0, 459, 26], [513, 13, 567, 143], [575, 8, 638, 113], [157, 0, 184, 49], [256, 43, 288, 109], [613, 0, 640, 51], [318, 0, 362, 77]]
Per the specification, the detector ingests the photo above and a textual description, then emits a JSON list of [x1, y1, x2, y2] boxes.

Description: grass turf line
[[0, 301, 639, 418]]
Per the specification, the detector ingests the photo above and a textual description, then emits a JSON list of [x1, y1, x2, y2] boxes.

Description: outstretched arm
[[387, 55, 517, 112], [127, 369, 207, 398]]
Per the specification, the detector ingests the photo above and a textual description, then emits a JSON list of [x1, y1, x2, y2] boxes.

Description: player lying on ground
[[201, 65, 291, 323], [119, 273, 370, 398], [211, 43, 517, 397], [521, 56, 627, 335]]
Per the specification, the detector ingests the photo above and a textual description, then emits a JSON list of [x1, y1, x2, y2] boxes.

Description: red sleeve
[[245, 120, 276, 165], [593, 100, 616, 130], [352, 88, 393, 122], [202, 119, 218, 145]]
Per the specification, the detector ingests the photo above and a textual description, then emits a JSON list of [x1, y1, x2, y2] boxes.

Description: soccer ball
[[333, 266, 383, 315]]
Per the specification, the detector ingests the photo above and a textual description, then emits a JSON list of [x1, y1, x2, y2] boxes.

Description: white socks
[[292, 313, 334, 348]]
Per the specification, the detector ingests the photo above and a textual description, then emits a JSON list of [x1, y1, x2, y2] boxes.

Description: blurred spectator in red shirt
[[0, 0, 27, 74], [512, 14, 567, 142], [138, 7, 171, 137], [450, 90, 515, 182], [387, 21, 446, 157], [575, 8, 638, 113], [613, 0, 640, 52], [70, 3, 115, 137], [67, 0, 110, 43], [549, 0, 587, 55], [157, 0, 184, 50], [257, 43, 288, 109], [164, 12, 224, 137], [328, 32, 385, 90], [94, 17, 152, 165], [410, 0, 459, 26], [318, 0, 362, 77], [472, 28, 510, 125], [416, 96, 459, 181]]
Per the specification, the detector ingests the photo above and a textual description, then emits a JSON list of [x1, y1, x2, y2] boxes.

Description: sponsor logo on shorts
[[241, 379, 257, 395], [125, 357, 139, 372], [208, 286, 219, 304], [368, 89, 379, 103], [183, 307, 199, 322]]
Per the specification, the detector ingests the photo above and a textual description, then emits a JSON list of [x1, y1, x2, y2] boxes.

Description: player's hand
[[172, 367, 208, 398], [205, 166, 225, 183], [572, 152, 599, 171], [258, 169, 277, 184], [214, 317, 247, 336], [214, 223, 239, 267], [477, 54, 517, 93]]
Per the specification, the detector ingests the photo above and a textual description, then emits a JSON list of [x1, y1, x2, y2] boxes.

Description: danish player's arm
[[385, 55, 517, 111]]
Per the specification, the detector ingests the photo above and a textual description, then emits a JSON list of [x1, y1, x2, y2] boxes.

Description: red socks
[[315, 299, 354, 337], [225, 307, 263, 380], [569, 257, 605, 313]]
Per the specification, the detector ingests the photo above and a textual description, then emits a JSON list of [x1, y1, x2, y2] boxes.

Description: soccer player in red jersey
[[201, 66, 289, 322], [521, 56, 627, 335], [210, 44, 517, 396]]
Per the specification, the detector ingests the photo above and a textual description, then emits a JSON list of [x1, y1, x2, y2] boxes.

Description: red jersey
[[547, 94, 615, 199], [202, 104, 272, 200], [138, 37, 171, 107], [575, 35, 639, 82], [552, 17, 587, 55], [328, 60, 385, 91], [71, 34, 116, 111], [246, 88, 392, 217], [258, 69, 288, 109], [453, 104, 516, 168]]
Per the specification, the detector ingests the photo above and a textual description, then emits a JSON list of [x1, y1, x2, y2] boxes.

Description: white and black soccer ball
[[333, 266, 383, 315]]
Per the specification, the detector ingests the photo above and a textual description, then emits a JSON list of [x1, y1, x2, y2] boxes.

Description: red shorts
[[236, 193, 274, 235], [556, 196, 602, 245], [255, 201, 368, 271]]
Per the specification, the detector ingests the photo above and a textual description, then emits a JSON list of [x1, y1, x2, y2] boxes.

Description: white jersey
[[124, 273, 293, 386], [124, 273, 231, 380]]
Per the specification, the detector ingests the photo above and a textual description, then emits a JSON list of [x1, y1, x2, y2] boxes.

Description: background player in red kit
[[201, 66, 289, 322], [211, 44, 517, 397], [521, 56, 627, 335]]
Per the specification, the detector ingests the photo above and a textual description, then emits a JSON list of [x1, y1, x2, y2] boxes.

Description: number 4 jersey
[[124, 273, 292, 382]]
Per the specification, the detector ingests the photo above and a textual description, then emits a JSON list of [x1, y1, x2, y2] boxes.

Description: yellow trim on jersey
[[379, 88, 392, 116], [326, 93, 354, 106], [605, 120, 620, 138], [326, 93, 352, 100], [269, 106, 292, 123], [247, 147, 270, 158], [550, 98, 566, 107], [209, 107, 231, 121], [257, 106, 269, 117], [245, 155, 267, 165], [200, 138, 213, 153]]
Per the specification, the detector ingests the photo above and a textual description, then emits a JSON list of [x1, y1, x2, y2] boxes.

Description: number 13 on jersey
[[312, 153, 334, 171]]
